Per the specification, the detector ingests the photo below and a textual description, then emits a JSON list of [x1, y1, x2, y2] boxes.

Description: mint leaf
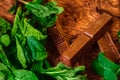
[[23, 20, 47, 40], [25, 1, 64, 27], [0, 17, 11, 36], [103, 70, 117, 80], [117, 31, 120, 37], [26, 1, 63, 18], [13, 69, 38, 80], [11, 7, 22, 38], [0, 62, 13, 80], [0, 72, 5, 80], [0, 45, 11, 67], [0, 35, 10, 46], [117, 31, 120, 42], [16, 36, 27, 68], [39, 62, 87, 80], [32, 0, 43, 4], [27, 36, 47, 61], [92, 52, 119, 80]]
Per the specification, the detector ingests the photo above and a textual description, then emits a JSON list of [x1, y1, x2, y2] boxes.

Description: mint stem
[[18, 0, 27, 4]]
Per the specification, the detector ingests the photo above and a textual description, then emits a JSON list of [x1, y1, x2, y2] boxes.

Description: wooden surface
[[48, 25, 69, 54], [0, 0, 15, 23], [56, 0, 120, 43], [59, 13, 112, 66], [61, 34, 90, 60], [98, 32, 120, 63], [84, 13, 112, 38], [96, 0, 120, 17], [59, 34, 91, 66]]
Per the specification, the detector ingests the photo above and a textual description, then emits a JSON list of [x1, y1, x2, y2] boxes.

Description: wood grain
[[60, 13, 112, 66], [98, 32, 120, 63], [48, 25, 69, 54], [84, 13, 112, 38], [0, 0, 15, 23], [96, 0, 120, 17]]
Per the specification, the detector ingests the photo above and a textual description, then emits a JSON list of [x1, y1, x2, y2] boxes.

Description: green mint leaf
[[11, 7, 21, 38], [32, 0, 43, 4], [0, 35, 10, 46], [27, 36, 47, 61], [31, 61, 44, 71], [23, 19, 47, 40], [0, 62, 14, 80], [25, 1, 64, 27], [92, 52, 119, 79], [16, 35, 27, 68], [41, 62, 87, 80], [117, 31, 120, 42], [117, 31, 120, 37], [0, 45, 11, 67], [103, 70, 117, 80], [0, 17, 11, 36], [13, 69, 38, 80], [0, 72, 5, 80]]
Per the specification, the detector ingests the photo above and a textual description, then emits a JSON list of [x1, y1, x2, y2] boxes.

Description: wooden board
[[48, 25, 69, 54], [59, 13, 112, 66], [98, 32, 120, 63]]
